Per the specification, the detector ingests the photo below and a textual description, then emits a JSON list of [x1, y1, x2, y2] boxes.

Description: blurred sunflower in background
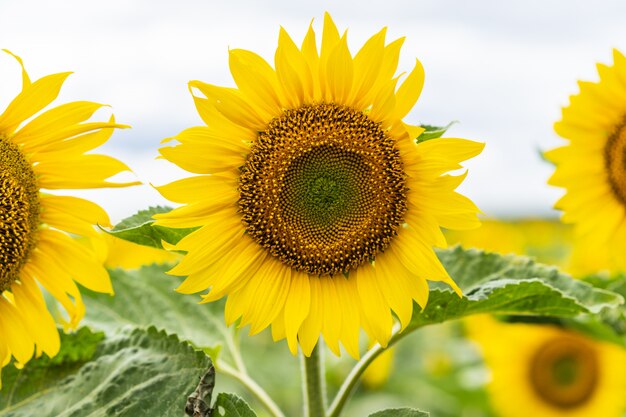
[[156, 12, 483, 358], [469, 316, 626, 417], [445, 219, 572, 271], [546, 49, 626, 272], [0, 51, 137, 387]]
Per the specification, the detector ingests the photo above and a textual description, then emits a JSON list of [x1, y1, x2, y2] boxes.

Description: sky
[[1, 0, 625, 222]]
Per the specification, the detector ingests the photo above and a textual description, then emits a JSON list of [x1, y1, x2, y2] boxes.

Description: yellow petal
[[38, 230, 113, 294], [355, 262, 393, 346], [319, 276, 342, 356], [229, 49, 282, 117], [36, 154, 136, 189], [301, 20, 321, 100], [3, 50, 31, 89], [155, 174, 237, 204], [189, 81, 267, 131], [395, 59, 425, 119], [0, 297, 34, 365], [333, 276, 361, 359], [276, 27, 313, 104], [14, 101, 105, 148], [350, 27, 386, 108], [284, 271, 311, 355], [11, 276, 60, 357], [319, 12, 342, 100], [35, 115, 117, 155], [41, 194, 111, 228], [0, 72, 71, 134], [298, 276, 323, 356]]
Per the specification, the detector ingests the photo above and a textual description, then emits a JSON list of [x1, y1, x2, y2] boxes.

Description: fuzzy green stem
[[302, 345, 327, 417], [218, 361, 287, 417], [327, 324, 405, 417]]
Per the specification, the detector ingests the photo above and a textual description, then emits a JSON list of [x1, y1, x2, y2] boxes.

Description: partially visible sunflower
[[0, 51, 137, 386], [468, 316, 626, 417], [156, 13, 483, 358], [546, 49, 626, 272]]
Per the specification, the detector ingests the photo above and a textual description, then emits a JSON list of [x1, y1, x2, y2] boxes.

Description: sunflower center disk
[[529, 336, 599, 409], [239, 103, 407, 276], [0, 137, 40, 292], [604, 118, 626, 205]]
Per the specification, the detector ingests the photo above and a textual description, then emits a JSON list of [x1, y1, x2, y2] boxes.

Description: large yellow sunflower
[[468, 316, 626, 417], [0, 51, 137, 387], [546, 49, 626, 271], [156, 13, 483, 358]]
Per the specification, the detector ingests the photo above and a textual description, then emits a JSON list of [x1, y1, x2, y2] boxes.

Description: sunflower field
[[0, 3, 625, 417]]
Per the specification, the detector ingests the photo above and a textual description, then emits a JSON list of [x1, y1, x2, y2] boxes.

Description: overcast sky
[[1, 0, 625, 222]]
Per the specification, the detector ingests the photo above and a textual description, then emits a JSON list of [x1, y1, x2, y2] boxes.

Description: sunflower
[[0, 51, 137, 387], [468, 316, 626, 417], [156, 13, 483, 358], [546, 49, 626, 272]]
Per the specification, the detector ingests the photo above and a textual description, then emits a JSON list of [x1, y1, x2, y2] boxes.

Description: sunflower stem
[[327, 324, 405, 417], [230, 327, 248, 374], [302, 344, 327, 417], [218, 361, 286, 417]]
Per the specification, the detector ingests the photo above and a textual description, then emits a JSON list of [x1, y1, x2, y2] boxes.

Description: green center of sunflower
[[239, 103, 407, 276], [0, 136, 40, 292], [604, 118, 626, 205], [529, 335, 599, 409]]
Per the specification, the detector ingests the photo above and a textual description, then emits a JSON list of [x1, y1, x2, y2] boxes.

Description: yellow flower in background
[[362, 347, 395, 389], [445, 219, 572, 270], [468, 316, 626, 417], [156, 13, 483, 358], [546, 50, 626, 272], [87, 233, 181, 270], [445, 220, 526, 255], [0, 51, 137, 387]]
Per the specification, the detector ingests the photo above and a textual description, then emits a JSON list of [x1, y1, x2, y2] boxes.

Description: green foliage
[[416, 123, 455, 142], [106, 206, 198, 249], [0, 327, 212, 417], [81, 263, 232, 361], [46, 327, 104, 366], [406, 247, 624, 332], [213, 393, 258, 417], [0, 328, 104, 410], [369, 409, 429, 417]]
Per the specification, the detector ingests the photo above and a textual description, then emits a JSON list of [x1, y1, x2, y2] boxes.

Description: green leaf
[[407, 247, 624, 332], [369, 408, 429, 417], [416, 122, 455, 142], [0, 328, 104, 406], [0, 327, 212, 417], [576, 273, 626, 344], [106, 206, 198, 249], [45, 326, 105, 366], [81, 263, 232, 359], [213, 393, 258, 417]]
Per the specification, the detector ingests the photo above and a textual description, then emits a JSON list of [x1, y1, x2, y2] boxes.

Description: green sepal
[[416, 122, 456, 142]]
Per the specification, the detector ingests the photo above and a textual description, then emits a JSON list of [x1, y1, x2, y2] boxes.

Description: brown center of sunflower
[[0, 136, 40, 292], [528, 335, 599, 409], [604, 118, 626, 205], [238, 103, 407, 276]]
